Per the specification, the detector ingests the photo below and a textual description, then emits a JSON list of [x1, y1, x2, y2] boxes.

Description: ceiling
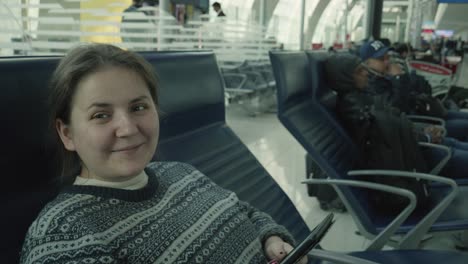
[[436, 3, 468, 32]]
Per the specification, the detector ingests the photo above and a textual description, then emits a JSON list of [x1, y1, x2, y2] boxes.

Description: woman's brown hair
[[48, 43, 159, 181]]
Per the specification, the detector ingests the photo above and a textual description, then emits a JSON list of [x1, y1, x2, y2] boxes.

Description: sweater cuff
[[260, 225, 296, 248]]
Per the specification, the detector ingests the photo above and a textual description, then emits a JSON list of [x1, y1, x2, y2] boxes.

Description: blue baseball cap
[[359, 40, 391, 61]]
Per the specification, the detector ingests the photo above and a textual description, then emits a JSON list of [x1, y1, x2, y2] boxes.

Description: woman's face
[[56, 66, 159, 182]]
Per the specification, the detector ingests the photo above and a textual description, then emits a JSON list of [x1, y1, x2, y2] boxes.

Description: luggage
[[305, 154, 346, 212]]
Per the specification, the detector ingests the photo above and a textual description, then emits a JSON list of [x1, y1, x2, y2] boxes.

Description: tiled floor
[[226, 103, 466, 253]]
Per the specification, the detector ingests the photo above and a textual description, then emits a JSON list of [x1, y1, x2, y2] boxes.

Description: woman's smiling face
[[56, 66, 159, 182]]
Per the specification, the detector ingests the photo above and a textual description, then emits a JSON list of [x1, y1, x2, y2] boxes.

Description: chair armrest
[[302, 178, 417, 251], [242, 71, 262, 79], [225, 88, 254, 94], [407, 115, 446, 127], [222, 73, 247, 89], [417, 142, 451, 175], [308, 249, 379, 264], [242, 71, 268, 85], [255, 69, 274, 81], [409, 115, 447, 137], [432, 85, 450, 99], [348, 170, 459, 249]]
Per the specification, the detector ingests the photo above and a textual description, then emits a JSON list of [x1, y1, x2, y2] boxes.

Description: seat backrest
[[0, 57, 62, 191], [270, 51, 312, 113], [1, 51, 309, 263], [305, 52, 336, 112], [270, 51, 379, 236], [0, 57, 62, 263], [305, 51, 354, 141], [147, 51, 310, 242]]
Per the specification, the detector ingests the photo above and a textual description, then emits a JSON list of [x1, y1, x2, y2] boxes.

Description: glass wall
[[0, 0, 24, 55], [0, 0, 373, 58], [267, 0, 318, 50], [0, 0, 279, 69], [268, 0, 367, 50]]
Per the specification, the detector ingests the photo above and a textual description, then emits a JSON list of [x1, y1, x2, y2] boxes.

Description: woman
[[21, 44, 306, 264]]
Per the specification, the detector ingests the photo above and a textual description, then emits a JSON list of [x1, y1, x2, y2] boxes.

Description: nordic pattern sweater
[[21, 162, 294, 264]]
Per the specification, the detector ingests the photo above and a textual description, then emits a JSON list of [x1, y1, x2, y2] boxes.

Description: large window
[[0, 0, 276, 67], [312, 0, 366, 49], [267, 0, 320, 50], [0, 0, 24, 55], [266, 0, 367, 50]]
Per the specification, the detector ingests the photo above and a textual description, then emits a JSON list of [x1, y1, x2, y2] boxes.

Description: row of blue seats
[[0, 50, 466, 263], [222, 61, 277, 115], [270, 51, 468, 262], [222, 60, 276, 92]]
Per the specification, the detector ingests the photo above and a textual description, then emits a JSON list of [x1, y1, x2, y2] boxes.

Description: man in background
[[124, 0, 142, 13], [360, 40, 468, 142], [212, 2, 226, 17]]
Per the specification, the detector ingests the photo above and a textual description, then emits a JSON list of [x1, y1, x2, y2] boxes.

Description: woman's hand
[[264, 236, 307, 264]]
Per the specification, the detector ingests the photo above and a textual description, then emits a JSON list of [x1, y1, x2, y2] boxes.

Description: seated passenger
[[324, 54, 468, 200], [359, 40, 468, 142], [20, 44, 306, 264]]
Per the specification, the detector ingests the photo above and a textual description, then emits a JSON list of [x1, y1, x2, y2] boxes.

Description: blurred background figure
[[212, 2, 226, 17]]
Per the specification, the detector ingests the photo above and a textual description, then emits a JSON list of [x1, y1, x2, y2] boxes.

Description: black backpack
[[360, 106, 430, 214]]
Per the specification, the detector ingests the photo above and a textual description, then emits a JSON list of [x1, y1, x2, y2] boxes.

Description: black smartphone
[[280, 213, 334, 264]]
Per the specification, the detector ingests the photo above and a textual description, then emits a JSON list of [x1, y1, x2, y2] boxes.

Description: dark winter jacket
[[325, 54, 430, 213], [369, 72, 447, 118]]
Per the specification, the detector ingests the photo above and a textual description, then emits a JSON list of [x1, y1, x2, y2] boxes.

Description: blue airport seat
[[308, 248, 468, 264], [142, 51, 310, 242], [0, 51, 309, 264], [223, 72, 249, 90], [0, 56, 63, 264], [245, 60, 277, 88], [270, 50, 468, 261], [143, 51, 468, 263], [222, 61, 276, 116], [349, 249, 467, 264]]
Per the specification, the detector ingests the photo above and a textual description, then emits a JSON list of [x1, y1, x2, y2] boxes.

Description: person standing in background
[[124, 0, 142, 12], [212, 2, 226, 17]]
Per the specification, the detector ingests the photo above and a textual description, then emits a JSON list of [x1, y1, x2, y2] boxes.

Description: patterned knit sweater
[[21, 162, 294, 264]]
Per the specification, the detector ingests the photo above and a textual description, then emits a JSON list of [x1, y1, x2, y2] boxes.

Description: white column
[[344, 0, 349, 45], [158, 0, 169, 50], [299, 0, 306, 50], [395, 14, 401, 43], [259, 0, 265, 26], [364, 0, 372, 39], [404, 0, 413, 43]]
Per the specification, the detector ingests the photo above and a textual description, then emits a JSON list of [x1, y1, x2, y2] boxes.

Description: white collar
[[73, 170, 149, 190]]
